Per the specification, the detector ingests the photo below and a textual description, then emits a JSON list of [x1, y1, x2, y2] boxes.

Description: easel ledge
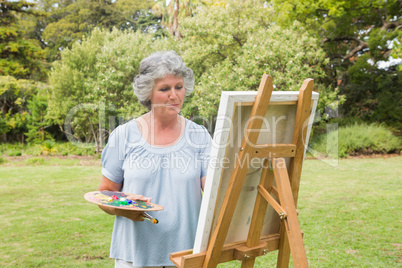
[[171, 233, 281, 267]]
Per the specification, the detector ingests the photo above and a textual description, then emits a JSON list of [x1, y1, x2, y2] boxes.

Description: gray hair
[[133, 51, 194, 110]]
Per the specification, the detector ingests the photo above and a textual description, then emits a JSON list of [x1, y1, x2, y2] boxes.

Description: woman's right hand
[[126, 194, 152, 203]]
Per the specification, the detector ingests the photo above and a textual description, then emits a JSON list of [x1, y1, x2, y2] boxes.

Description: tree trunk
[[171, 0, 182, 39]]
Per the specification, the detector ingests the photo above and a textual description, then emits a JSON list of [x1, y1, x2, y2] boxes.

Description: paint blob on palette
[[84, 191, 164, 211]]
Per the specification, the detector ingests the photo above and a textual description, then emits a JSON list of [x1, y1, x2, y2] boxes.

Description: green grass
[[1, 157, 401, 267], [310, 123, 401, 158], [0, 162, 111, 267]]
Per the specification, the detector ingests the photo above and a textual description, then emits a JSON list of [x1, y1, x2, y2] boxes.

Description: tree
[[0, 76, 39, 142], [0, 0, 47, 142], [340, 54, 401, 131], [269, 0, 402, 128], [33, 0, 159, 61], [178, 0, 331, 121], [25, 86, 54, 143], [270, 0, 401, 75], [152, 0, 209, 39], [47, 28, 176, 151], [0, 0, 46, 80]]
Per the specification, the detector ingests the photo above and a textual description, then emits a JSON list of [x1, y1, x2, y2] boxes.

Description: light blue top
[[101, 118, 211, 267]]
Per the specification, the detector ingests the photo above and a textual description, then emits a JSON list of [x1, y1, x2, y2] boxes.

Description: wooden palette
[[84, 191, 164, 211]]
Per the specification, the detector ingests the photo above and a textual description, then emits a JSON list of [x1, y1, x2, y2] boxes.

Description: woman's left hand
[[98, 204, 145, 221]]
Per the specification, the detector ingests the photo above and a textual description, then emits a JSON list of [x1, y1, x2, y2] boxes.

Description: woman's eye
[[176, 86, 183, 90], [160, 87, 169, 91]]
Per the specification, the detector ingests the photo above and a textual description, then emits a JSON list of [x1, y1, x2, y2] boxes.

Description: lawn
[[0, 156, 400, 267]]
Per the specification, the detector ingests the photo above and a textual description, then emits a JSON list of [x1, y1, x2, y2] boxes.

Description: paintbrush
[[141, 212, 158, 224]]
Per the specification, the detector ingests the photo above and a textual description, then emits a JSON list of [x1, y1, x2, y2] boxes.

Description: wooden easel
[[170, 74, 313, 267]]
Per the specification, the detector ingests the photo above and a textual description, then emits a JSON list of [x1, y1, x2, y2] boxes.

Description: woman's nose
[[169, 89, 177, 99]]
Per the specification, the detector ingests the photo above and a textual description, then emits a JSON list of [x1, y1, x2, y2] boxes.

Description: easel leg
[[277, 222, 291, 268], [242, 159, 274, 268], [273, 158, 308, 268], [203, 75, 274, 268], [288, 79, 313, 206], [241, 257, 256, 268]]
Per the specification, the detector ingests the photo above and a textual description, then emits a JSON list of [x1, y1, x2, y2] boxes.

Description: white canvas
[[193, 91, 319, 253]]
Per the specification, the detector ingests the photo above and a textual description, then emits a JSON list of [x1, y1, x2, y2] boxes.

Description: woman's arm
[[99, 175, 122, 191], [201, 176, 206, 191]]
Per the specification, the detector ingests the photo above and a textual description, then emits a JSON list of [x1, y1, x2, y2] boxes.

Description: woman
[[98, 51, 212, 267]]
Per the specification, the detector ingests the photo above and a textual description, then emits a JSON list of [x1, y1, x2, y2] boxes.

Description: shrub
[[40, 140, 57, 155], [25, 157, 45, 165], [0, 157, 7, 164], [25, 144, 42, 156], [0, 142, 99, 157], [310, 123, 401, 158], [54, 142, 96, 156], [8, 150, 22, 156]]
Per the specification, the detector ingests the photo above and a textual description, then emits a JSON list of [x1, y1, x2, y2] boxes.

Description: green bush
[[40, 140, 57, 155], [53, 142, 96, 156], [24, 144, 42, 156], [24, 157, 45, 165], [310, 123, 401, 158], [0, 143, 23, 154], [0, 142, 98, 157], [0, 157, 7, 164], [8, 150, 22, 157]]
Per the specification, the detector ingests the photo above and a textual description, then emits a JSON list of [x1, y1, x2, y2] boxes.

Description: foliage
[[340, 54, 402, 131], [39, 139, 57, 155], [0, 1, 49, 143], [25, 85, 55, 143], [7, 150, 22, 157], [1, 0, 399, 147], [0, 76, 38, 142], [311, 123, 401, 158], [47, 28, 176, 152], [269, 0, 402, 126], [179, 1, 331, 119], [0, 76, 60, 143], [152, 0, 209, 38], [269, 0, 401, 66], [0, 0, 46, 80], [24, 156, 45, 165], [0, 141, 97, 157], [34, 0, 160, 61]]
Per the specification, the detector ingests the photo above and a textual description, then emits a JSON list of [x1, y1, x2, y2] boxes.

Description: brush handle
[[141, 212, 158, 224]]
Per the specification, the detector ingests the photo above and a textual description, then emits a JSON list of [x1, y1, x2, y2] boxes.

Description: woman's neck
[[148, 111, 180, 130], [137, 112, 185, 147]]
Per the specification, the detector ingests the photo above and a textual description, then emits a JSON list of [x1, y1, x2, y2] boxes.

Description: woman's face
[[150, 74, 185, 117]]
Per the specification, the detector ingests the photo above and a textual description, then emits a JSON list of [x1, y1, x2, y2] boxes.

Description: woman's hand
[[98, 175, 153, 221], [97, 193, 152, 221], [97, 175, 152, 221], [98, 205, 145, 222], [114, 194, 152, 221], [115, 208, 145, 221], [126, 194, 152, 203]]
